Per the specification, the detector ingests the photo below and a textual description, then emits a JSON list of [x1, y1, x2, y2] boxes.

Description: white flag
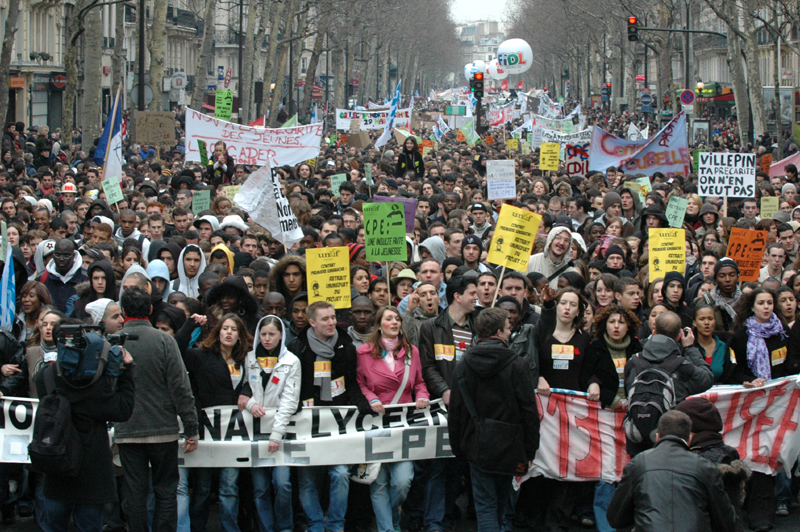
[[233, 163, 304, 245]]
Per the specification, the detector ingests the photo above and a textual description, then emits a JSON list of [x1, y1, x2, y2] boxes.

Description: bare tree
[[0, 0, 21, 124], [191, 0, 218, 109], [148, 0, 169, 110]]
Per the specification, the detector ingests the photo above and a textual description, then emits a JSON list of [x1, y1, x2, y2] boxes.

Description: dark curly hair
[[593, 304, 641, 340], [555, 287, 588, 331]]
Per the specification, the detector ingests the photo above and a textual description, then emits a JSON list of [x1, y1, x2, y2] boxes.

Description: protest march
[[3, 3, 800, 532]]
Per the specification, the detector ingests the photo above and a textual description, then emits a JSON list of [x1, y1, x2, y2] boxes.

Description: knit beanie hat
[[714, 257, 740, 276], [602, 191, 622, 211], [675, 397, 723, 433], [85, 298, 114, 326], [605, 245, 625, 259], [461, 234, 484, 252]]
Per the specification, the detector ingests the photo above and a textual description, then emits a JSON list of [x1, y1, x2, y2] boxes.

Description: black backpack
[[27, 366, 83, 477], [623, 354, 684, 445]]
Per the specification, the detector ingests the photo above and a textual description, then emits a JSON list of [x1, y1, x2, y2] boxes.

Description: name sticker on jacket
[[552, 345, 575, 360], [331, 376, 346, 397], [772, 347, 787, 366], [302, 399, 314, 407], [228, 364, 242, 385], [553, 360, 569, 370], [434, 344, 455, 361], [257, 357, 277, 372], [314, 361, 332, 378]]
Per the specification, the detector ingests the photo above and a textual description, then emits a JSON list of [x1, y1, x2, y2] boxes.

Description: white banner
[[540, 128, 592, 145], [233, 164, 304, 245], [698, 152, 756, 198], [486, 160, 516, 200], [488, 104, 514, 128], [6, 379, 797, 480], [185, 108, 323, 167], [336, 108, 411, 131], [564, 142, 591, 176], [531, 115, 571, 132], [588, 112, 689, 177]]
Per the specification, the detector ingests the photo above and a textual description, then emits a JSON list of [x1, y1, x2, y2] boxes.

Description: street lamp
[[696, 80, 704, 91]]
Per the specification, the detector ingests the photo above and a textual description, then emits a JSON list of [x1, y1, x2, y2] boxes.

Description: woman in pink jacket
[[357, 306, 429, 532]]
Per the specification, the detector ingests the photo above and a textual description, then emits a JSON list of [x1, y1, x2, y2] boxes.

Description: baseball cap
[[470, 203, 488, 212]]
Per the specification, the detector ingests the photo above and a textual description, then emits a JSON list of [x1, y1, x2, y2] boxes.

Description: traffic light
[[627, 17, 639, 41], [472, 72, 484, 99]]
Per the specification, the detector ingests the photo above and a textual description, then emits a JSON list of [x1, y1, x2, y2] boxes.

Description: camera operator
[[114, 286, 199, 532], [35, 317, 135, 531]]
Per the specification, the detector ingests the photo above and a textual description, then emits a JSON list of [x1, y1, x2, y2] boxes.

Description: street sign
[[445, 105, 466, 116], [680, 90, 695, 105], [641, 88, 651, 95], [696, 97, 710, 103], [224, 68, 232, 88], [130, 84, 154, 106], [171, 72, 187, 89], [641, 93, 652, 106], [601, 86, 609, 102], [682, 104, 694, 114], [642, 106, 652, 113]]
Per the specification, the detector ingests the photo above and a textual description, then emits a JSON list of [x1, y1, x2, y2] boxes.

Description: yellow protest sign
[[305, 246, 351, 309], [487, 205, 542, 272], [539, 142, 560, 170], [507, 138, 519, 151], [649, 228, 685, 282], [225, 185, 241, 202], [760, 197, 779, 221]]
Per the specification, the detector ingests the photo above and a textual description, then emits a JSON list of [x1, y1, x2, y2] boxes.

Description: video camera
[[56, 324, 138, 385]]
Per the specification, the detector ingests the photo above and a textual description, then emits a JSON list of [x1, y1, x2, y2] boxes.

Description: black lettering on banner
[[225, 410, 250, 441], [331, 408, 358, 434], [402, 428, 427, 459], [8, 401, 33, 431], [430, 401, 448, 426], [251, 415, 271, 441], [311, 409, 331, 438], [200, 409, 222, 440], [365, 429, 394, 461], [284, 420, 297, 441], [435, 426, 454, 458], [283, 442, 310, 465], [356, 411, 379, 432], [250, 441, 277, 467], [406, 407, 430, 427], [382, 408, 403, 429]]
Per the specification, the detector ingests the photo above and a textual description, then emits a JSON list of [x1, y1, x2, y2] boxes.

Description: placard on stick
[[192, 189, 211, 215], [486, 160, 516, 201], [726, 228, 767, 282], [539, 142, 560, 170], [760, 197, 779, 220], [329, 174, 348, 195], [698, 152, 756, 198], [648, 228, 685, 282], [225, 185, 241, 202], [373, 195, 416, 232], [215, 90, 233, 121], [306, 246, 351, 309], [486, 205, 541, 272], [363, 203, 407, 261], [102, 178, 124, 205], [135, 111, 176, 147], [665, 196, 688, 228]]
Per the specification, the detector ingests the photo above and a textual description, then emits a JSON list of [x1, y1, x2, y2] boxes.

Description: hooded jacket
[[118, 264, 150, 300], [114, 226, 150, 258], [38, 250, 87, 313], [638, 204, 669, 237], [204, 275, 261, 333], [147, 259, 174, 302], [159, 242, 182, 280], [447, 338, 540, 475], [32, 239, 56, 278], [175, 244, 207, 298], [210, 243, 235, 275], [419, 236, 447, 265], [661, 271, 693, 327], [694, 203, 719, 237], [525, 226, 577, 288], [71, 259, 118, 319], [240, 316, 301, 442], [623, 334, 713, 405]]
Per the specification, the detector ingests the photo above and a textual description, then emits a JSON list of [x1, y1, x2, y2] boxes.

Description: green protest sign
[[363, 202, 407, 261], [193, 190, 211, 215], [330, 173, 348, 195], [102, 178, 125, 205], [197, 139, 209, 168], [665, 196, 688, 228], [365, 164, 373, 186], [215, 90, 233, 121], [692, 149, 706, 174]]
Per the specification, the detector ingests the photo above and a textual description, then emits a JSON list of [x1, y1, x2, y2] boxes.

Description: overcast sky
[[450, 0, 510, 24]]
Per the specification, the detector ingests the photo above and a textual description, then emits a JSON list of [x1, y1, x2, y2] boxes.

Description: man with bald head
[[623, 311, 713, 457], [38, 238, 87, 312]]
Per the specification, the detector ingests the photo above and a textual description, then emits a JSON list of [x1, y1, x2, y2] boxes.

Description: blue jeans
[[40, 496, 105, 532], [252, 466, 293, 532], [191, 468, 240, 532], [776, 472, 793, 506], [370, 461, 415, 532], [298, 465, 350, 532], [469, 465, 512, 532], [501, 486, 519, 532], [177, 468, 190, 532], [593, 481, 616, 532]]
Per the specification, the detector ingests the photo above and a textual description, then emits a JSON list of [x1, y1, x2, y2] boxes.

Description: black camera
[[56, 325, 138, 383]]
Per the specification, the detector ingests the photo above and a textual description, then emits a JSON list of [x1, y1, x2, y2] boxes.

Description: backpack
[[27, 366, 83, 477], [623, 354, 685, 445]]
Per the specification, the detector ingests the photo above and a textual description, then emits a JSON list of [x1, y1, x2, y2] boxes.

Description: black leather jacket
[[607, 435, 736, 532]]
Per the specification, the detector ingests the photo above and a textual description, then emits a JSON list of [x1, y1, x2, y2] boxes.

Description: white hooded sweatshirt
[[175, 245, 207, 298], [243, 315, 301, 443]]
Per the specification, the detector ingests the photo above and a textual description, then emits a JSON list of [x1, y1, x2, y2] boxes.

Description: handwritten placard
[[330, 173, 348, 195], [102, 178, 124, 205], [665, 196, 688, 228], [192, 189, 211, 215], [486, 160, 516, 201]]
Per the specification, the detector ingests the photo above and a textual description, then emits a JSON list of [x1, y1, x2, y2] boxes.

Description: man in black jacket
[[288, 301, 369, 532], [448, 307, 540, 532], [607, 410, 736, 532]]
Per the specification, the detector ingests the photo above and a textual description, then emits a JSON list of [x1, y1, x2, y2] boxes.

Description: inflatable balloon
[[464, 60, 487, 81], [464, 63, 475, 81], [487, 58, 508, 80], [497, 38, 533, 75]]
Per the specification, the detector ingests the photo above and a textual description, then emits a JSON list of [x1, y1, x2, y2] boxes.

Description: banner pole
[[491, 265, 506, 307], [723, 197, 728, 218]]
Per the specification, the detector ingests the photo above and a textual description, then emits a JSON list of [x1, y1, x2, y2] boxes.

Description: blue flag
[[0, 225, 15, 332], [94, 93, 123, 167]]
